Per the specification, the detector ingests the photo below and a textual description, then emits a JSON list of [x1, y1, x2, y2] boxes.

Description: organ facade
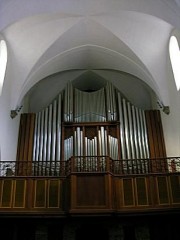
[[0, 81, 179, 240]]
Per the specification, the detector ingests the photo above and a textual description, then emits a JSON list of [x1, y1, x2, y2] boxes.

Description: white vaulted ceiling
[[1, 0, 180, 111]]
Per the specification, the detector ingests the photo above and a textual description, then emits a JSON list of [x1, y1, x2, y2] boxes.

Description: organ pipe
[[47, 104, 52, 161], [135, 107, 143, 158], [106, 82, 117, 121], [118, 92, 126, 159], [33, 114, 38, 161], [142, 111, 150, 158], [42, 108, 48, 161], [123, 98, 131, 159], [36, 112, 41, 161], [139, 109, 146, 158], [74, 88, 106, 122], [56, 94, 62, 161], [132, 106, 139, 159], [127, 102, 135, 159], [51, 100, 57, 162], [31, 80, 151, 175]]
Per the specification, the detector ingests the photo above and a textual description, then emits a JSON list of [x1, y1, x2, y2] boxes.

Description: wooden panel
[[114, 178, 124, 209], [145, 110, 167, 173], [34, 179, 46, 208], [17, 114, 27, 161], [145, 110, 166, 158], [76, 175, 106, 207], [169, 175, 180, 203], [122, 178, 135, 206], [136, 177, 148, 205], [13, 179, 26, 208], [48, 180, 60, 208], [16, 114, 35, 175], [145, 111, 155, 159], [156, 176, 169, 204], [1, 180, 13, 207], [155, 111, 166, 157]]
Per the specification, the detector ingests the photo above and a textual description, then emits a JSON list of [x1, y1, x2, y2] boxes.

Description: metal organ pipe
[[74, 88, 106, 122], [42, 108, 48, 162], [51, 100, 57, 162], [132, 105, 139, 159], [127, 102, 135, 159], [106, 82, 117, 121], [139, 109, 146, 158], [39, 110, 45, 163], [135, 107, 143, 158], [56, 94, 61, 161], [101, 127, 105, 156], [47, 104, 52, 161], [142, 111, 150, 158], [118, 93, 126, 159], [33, 113, 38, 161], [31, 81, 151, 176], [64, 82, 73, 122], [123, 98, 131, 159], [36, 112, 41, 161]]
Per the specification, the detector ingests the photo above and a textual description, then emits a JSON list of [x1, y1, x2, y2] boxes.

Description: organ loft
[[0, 80, 180, 240]]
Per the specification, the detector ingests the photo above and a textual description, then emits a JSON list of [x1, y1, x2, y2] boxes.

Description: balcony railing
[[0, 157, 179, 215], [0, 157, 180, 177]]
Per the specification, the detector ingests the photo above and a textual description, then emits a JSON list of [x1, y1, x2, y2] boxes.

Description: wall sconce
[[10, 106, 22, 119], [157, 100, 170, 115]]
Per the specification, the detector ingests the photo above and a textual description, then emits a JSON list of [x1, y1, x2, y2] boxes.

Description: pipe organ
[[17, 81, 167, 174]]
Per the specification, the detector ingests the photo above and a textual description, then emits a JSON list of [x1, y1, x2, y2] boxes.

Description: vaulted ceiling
[[1, 0, 180, 112]]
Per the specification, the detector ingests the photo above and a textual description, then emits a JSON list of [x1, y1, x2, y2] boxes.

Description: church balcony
[[0, 157, 179, 217]]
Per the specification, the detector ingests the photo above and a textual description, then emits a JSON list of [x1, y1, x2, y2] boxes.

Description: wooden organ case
[[13, 80, 177, 215]]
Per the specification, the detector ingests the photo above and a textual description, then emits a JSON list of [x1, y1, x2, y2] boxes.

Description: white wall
[[0, 67, 20, 161], [160, 59, 180, 157]]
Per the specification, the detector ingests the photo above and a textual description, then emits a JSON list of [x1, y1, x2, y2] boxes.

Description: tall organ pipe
[[64, 82, 73, 122], [139, 109, 146, 158], [42, 108, 48, 161], [33, 114, 38, 161], [142, 111, 150, 158], [51, 100, 57, 162], [56, 94, 61, 161], [106, 82, 117, 121], [135, 107, 143, 158], [123, 98, 131, 159], [39, 110, 45, 162], [132, 105, 139, 159], [36, 112, 41, 161], [118, 93, 126, 159], [127, 102, 135, 159], [47, 104, 52, 161], [101, 126, 105, 156]]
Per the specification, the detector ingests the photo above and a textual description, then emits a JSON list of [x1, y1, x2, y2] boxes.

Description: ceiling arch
[[1, 0, 180, 109], [26, 69, 153, 113], [19, 44, 158, 107], [11, 14, 167, 107]]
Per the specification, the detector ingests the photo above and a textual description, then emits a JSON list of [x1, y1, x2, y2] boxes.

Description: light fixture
[[10, 106, 23, 119], [157, 100, 170, 115]]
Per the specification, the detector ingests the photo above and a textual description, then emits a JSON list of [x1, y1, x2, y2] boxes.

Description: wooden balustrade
[[0, 163, 179, 216]]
